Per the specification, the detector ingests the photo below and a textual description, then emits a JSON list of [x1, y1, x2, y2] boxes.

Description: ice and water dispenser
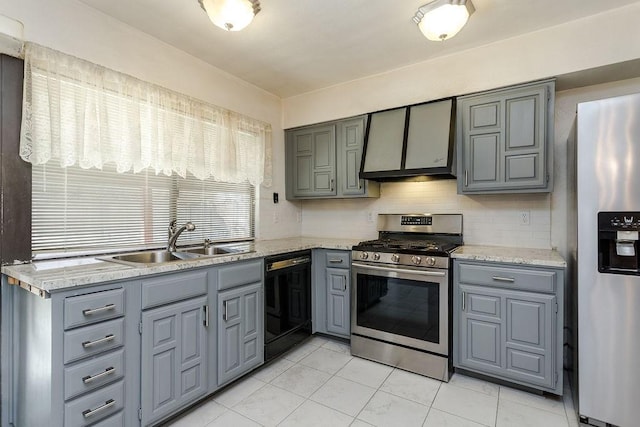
[[598, 211, 640, 274]]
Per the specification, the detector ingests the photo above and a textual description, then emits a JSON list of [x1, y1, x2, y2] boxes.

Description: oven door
[[351, 261, 449, 355]]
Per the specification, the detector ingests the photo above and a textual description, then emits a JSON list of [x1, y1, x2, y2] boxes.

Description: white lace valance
[[19, 43, 272, 187]]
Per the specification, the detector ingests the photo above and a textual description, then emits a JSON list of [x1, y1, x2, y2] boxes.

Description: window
[[32, 163, 255, 258], [20, 43, 270, 259]]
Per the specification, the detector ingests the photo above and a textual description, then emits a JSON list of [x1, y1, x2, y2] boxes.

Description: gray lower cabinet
[[2, 279, 141, 427], [453, 260, 564, 394], [313, 250, 351, 339], [286, 116, 379, 200], [216, 260, 264, 386], [140, 296, 209, 426], [457, 80, 555, 194], [139, 269, 210, 426]]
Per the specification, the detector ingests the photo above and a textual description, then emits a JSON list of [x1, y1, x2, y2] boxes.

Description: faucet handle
[[204, 238, 211, 248]]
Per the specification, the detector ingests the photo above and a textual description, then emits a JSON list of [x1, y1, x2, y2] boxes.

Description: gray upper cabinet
[[141, 296, 208, 426], [289, 125, 337, 198], [339, 117, 367, 196], [286, 116, 379, 200], [453, 260, 564, 394], [457, 80, 554, 193]]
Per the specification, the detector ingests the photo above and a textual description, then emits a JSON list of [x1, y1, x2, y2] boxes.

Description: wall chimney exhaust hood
[[360, 98, 456, 181]]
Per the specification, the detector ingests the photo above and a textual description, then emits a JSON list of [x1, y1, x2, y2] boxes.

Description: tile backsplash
[[300, 180, 551, 249]]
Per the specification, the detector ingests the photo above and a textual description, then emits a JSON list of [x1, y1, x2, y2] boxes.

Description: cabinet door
[[458, 285, 503, 373], [458, 81, 552, 193], [504, 292, 556, 388], [141, 296, 208, 426], [326, 267, 350, 337], [338, 118, 365, 196], [290, 125, 336, 197], [217, 282, 264, 385]]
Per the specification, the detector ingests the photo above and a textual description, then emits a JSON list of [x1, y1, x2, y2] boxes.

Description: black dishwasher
[[264, 250, 312, 361]]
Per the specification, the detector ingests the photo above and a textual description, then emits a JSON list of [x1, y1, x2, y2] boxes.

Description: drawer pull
[[492, 276, 515, 283], [462, 291, 466, 311], [82, 334, 115, 348], [223, 301, 228, 322], [329, 259, 344, 264], [82, 399, 115, 418], [82, 304, 116, 316], [82, 367, 115, 384]]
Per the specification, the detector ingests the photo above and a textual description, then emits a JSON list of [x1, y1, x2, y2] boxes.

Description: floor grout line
[[176, 337, 577, 427]]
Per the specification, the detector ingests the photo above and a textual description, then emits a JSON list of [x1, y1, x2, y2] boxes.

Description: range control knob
[[391, 254, 400, 263], [360, 252, 369, 260], [411, 256, 422, 265], [373, 253, 381, 261], [426, 257, 436, 266]]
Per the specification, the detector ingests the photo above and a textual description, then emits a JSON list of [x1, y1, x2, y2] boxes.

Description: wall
[[0, 0, 301, 240], [283, 3, 640, 128]]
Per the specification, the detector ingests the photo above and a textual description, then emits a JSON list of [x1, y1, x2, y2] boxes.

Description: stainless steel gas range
[[350, 213, 463, 382]]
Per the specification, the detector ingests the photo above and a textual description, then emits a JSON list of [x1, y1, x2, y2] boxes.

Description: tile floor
[[167, 336, 579, 427]]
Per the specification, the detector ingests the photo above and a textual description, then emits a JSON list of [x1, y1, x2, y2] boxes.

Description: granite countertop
[[452, 245, 566, 268], [1, 237, 360, 294]]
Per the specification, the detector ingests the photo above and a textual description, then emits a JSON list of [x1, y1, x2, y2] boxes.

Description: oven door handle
[[351, 262, 446, 277]]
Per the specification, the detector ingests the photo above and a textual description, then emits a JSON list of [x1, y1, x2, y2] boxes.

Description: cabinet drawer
[[458, 263, 556, 293], [64, 348, 125, 400], [324, 251, 350, 268], [64, 288, 125, 330], [64, 318, 124, 364], [64, 380, 124, 427], [142, 270, 208, 309], [218, 260, 262, 290], [89, 411, 124, 427]]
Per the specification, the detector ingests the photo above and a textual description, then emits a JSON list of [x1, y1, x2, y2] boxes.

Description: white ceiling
[[78, 0, 639, 98]]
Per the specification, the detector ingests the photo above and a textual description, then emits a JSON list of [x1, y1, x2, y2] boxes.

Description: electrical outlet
[[367, 211, 375, 223], [520, 210, 530, 225]]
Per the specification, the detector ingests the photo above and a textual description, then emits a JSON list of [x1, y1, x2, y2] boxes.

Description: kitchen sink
[[110, 250, 201, 264], [181, 246, 235, 256], [99, 243, 253, 267], [100, 250, 202, 266]]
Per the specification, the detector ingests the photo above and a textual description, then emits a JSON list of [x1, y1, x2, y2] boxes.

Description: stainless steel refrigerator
[[571, 92, 640, 427]]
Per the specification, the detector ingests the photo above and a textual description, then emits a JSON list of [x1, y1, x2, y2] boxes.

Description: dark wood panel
[[0, 55, 31, 264]]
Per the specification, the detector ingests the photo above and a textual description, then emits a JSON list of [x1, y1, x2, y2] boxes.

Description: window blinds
[[32, 163, 255, 258]]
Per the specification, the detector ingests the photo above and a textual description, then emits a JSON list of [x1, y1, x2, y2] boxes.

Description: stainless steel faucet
[[167, 220, 196, 252]]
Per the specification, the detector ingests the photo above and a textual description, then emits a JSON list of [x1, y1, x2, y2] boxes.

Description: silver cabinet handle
[[330, 178, 334, 192], [465, 170, 468, 187], [329, 259, 343, 264], [83, 399, 115, 418], [223, 301, 228, 322], [462, 291, 466, 311], [203, 305, 209, 327], [82, 367, 115, 384], [82, 334, 115, 348], [492, 276, 515, 283], [343, 281, 347, 292], [82, 304, 116, 316]]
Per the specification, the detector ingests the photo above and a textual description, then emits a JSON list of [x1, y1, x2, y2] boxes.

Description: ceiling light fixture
[[198, 0, 261, 32], [413, 0, 475, 41]]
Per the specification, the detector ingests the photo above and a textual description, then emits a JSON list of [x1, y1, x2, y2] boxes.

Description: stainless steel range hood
[[360, 98, 456, 181]]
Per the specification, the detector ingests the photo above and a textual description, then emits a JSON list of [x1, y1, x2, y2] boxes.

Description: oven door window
[[355, 271, 441, 345]]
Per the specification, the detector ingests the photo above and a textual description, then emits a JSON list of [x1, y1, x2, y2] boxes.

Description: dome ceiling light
[[413, 0, 475, 41], [198, 0, 261, 32]]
